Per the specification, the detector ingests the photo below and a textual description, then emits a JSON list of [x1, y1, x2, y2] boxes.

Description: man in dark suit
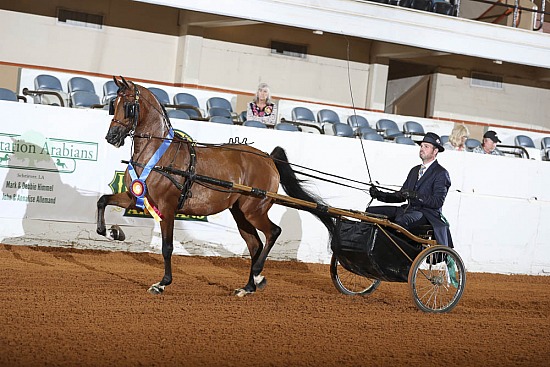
[[367, 132, 453, 247]]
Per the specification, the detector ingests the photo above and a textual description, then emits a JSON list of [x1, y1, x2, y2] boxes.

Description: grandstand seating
[[362, 132, 384, 142], [370, 0, 456, 16], [384, 128, 404, 140], [243, 120, 267, 128], [317, 109, 340, 124], [33, 74, 67, 106], [403, 120, 425, 137], [68, 77, 96, 95], [207, 97, 233, 112], [70, 91, 101, 108], [291, 107, 315, 122], [347, 115, 370, 132], [290, 107, 322, 133], [275, 122, 300, 132], [0, 88, 19, 102], [465, 138, 482, 151], [318, 109, 341, 134], [174, 92, 199, 108], [16, 71, 548, 152], [102, 81, 118, 104], [514, 135, 535, 148], [409, 0, 433, 11], [167, 109, 190, 120], [376, 118, 399, 135], [68, 77, 101, 108], [173, 93, 203, 119], [209, 116, 233, 124], [332, 122, 354, 137], [356, 126, 377, 137], [432, 0, 456, 16], [208, 107, 232, 119], [35, 74, 63, 92], [395, 136, 416, 145], [148, 87, 170, 106], [541, 137, 550, 160]]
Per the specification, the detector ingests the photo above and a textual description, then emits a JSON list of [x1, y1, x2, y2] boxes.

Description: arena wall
[[0, 101, 548, 276]]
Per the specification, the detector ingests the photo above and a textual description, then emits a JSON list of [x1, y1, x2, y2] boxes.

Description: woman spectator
[[443, 124, 469, 151], [246, 83, 277, 126]]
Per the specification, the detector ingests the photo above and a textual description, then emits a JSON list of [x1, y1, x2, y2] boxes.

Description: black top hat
[[483, 130, 501, 143], [417, 132, 445, 152]]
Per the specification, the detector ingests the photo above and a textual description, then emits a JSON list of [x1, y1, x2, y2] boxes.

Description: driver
[[367, 132, 453, 247]]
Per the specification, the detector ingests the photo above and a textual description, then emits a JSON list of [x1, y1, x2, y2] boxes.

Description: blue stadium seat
[[209, 116, 233, 124], [514, 135, 535, 148], [332, 122, 354, 137], [173, 92, 202, 119], [167, 109, 190, 120], [274, 122, 300, 132], [395, 136, 416, 145], [206, 97, 233, 112], [70, 91, 101, 108], [362, 132, 384, 142], [0, 88, 18, 102], [102, 81, 118, 104], [243, 120, 267, 128], [148, 87, 170, 106]]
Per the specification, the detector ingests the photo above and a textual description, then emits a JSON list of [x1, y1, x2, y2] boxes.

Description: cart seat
[[409, 224, 434, 240]]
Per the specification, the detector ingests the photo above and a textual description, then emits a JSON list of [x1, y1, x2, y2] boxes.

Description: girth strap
[[177, 141, 196, 210]]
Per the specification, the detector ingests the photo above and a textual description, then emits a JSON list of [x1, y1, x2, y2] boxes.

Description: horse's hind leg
[[230, 207, 281, 297], [96, 192, 132, 240], [247, 214, 281, 287]]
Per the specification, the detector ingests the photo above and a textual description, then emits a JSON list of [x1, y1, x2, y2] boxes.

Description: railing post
[[513, 0, 519, 27]]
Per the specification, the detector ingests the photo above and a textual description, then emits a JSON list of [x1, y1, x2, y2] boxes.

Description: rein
[[130, 134, 397, 194]]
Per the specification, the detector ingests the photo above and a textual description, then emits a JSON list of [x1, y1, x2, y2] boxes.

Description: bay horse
[[97, 76, 335, 296]]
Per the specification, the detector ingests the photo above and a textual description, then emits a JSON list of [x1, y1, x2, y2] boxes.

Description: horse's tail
[[270, 146, 336, 239]]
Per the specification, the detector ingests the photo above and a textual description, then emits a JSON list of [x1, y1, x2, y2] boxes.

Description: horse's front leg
[[96, 192, 132, 240], [148, 214, 175, 295]]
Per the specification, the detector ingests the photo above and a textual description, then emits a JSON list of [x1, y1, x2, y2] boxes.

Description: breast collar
[[127, 127, 175, 210]]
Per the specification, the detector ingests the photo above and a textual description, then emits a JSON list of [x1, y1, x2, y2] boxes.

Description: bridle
[[109, 84, 141, 138]]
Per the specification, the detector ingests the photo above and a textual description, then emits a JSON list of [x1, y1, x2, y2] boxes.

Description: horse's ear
[[113, 76, 122, 88], [120, 76, 130, 89]]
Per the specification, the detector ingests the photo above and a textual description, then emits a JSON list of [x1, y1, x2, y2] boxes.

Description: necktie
[[418, 164, 426, 180]]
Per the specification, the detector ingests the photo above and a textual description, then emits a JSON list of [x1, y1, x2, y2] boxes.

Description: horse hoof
[[109, 225, 126, 241], [233, 288, 253, 298], [255, 276, 267, 291], [148, 283, 165, 295]]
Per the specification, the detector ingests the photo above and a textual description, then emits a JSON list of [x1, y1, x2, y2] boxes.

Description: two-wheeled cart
[[228, 180, 466, 313]]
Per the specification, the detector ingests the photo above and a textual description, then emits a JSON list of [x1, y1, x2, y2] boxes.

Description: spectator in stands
[[443, 124, 469, 151], [246, 82, 277, 126], [473, 130, 504, 156], [367, 132, 453, 247]]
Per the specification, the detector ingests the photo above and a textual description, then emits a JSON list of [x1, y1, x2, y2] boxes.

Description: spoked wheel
[[408, 245, 466, 313], [330, 254, 381, 296]]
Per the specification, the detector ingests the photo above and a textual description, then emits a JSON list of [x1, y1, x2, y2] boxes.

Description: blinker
[[109, 99, 137, 119], [108, 99, 115, 115], [124, 102, 137, 119]]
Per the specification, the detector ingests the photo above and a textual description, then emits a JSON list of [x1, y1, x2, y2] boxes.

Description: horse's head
[[105, 76, 140, 148]]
